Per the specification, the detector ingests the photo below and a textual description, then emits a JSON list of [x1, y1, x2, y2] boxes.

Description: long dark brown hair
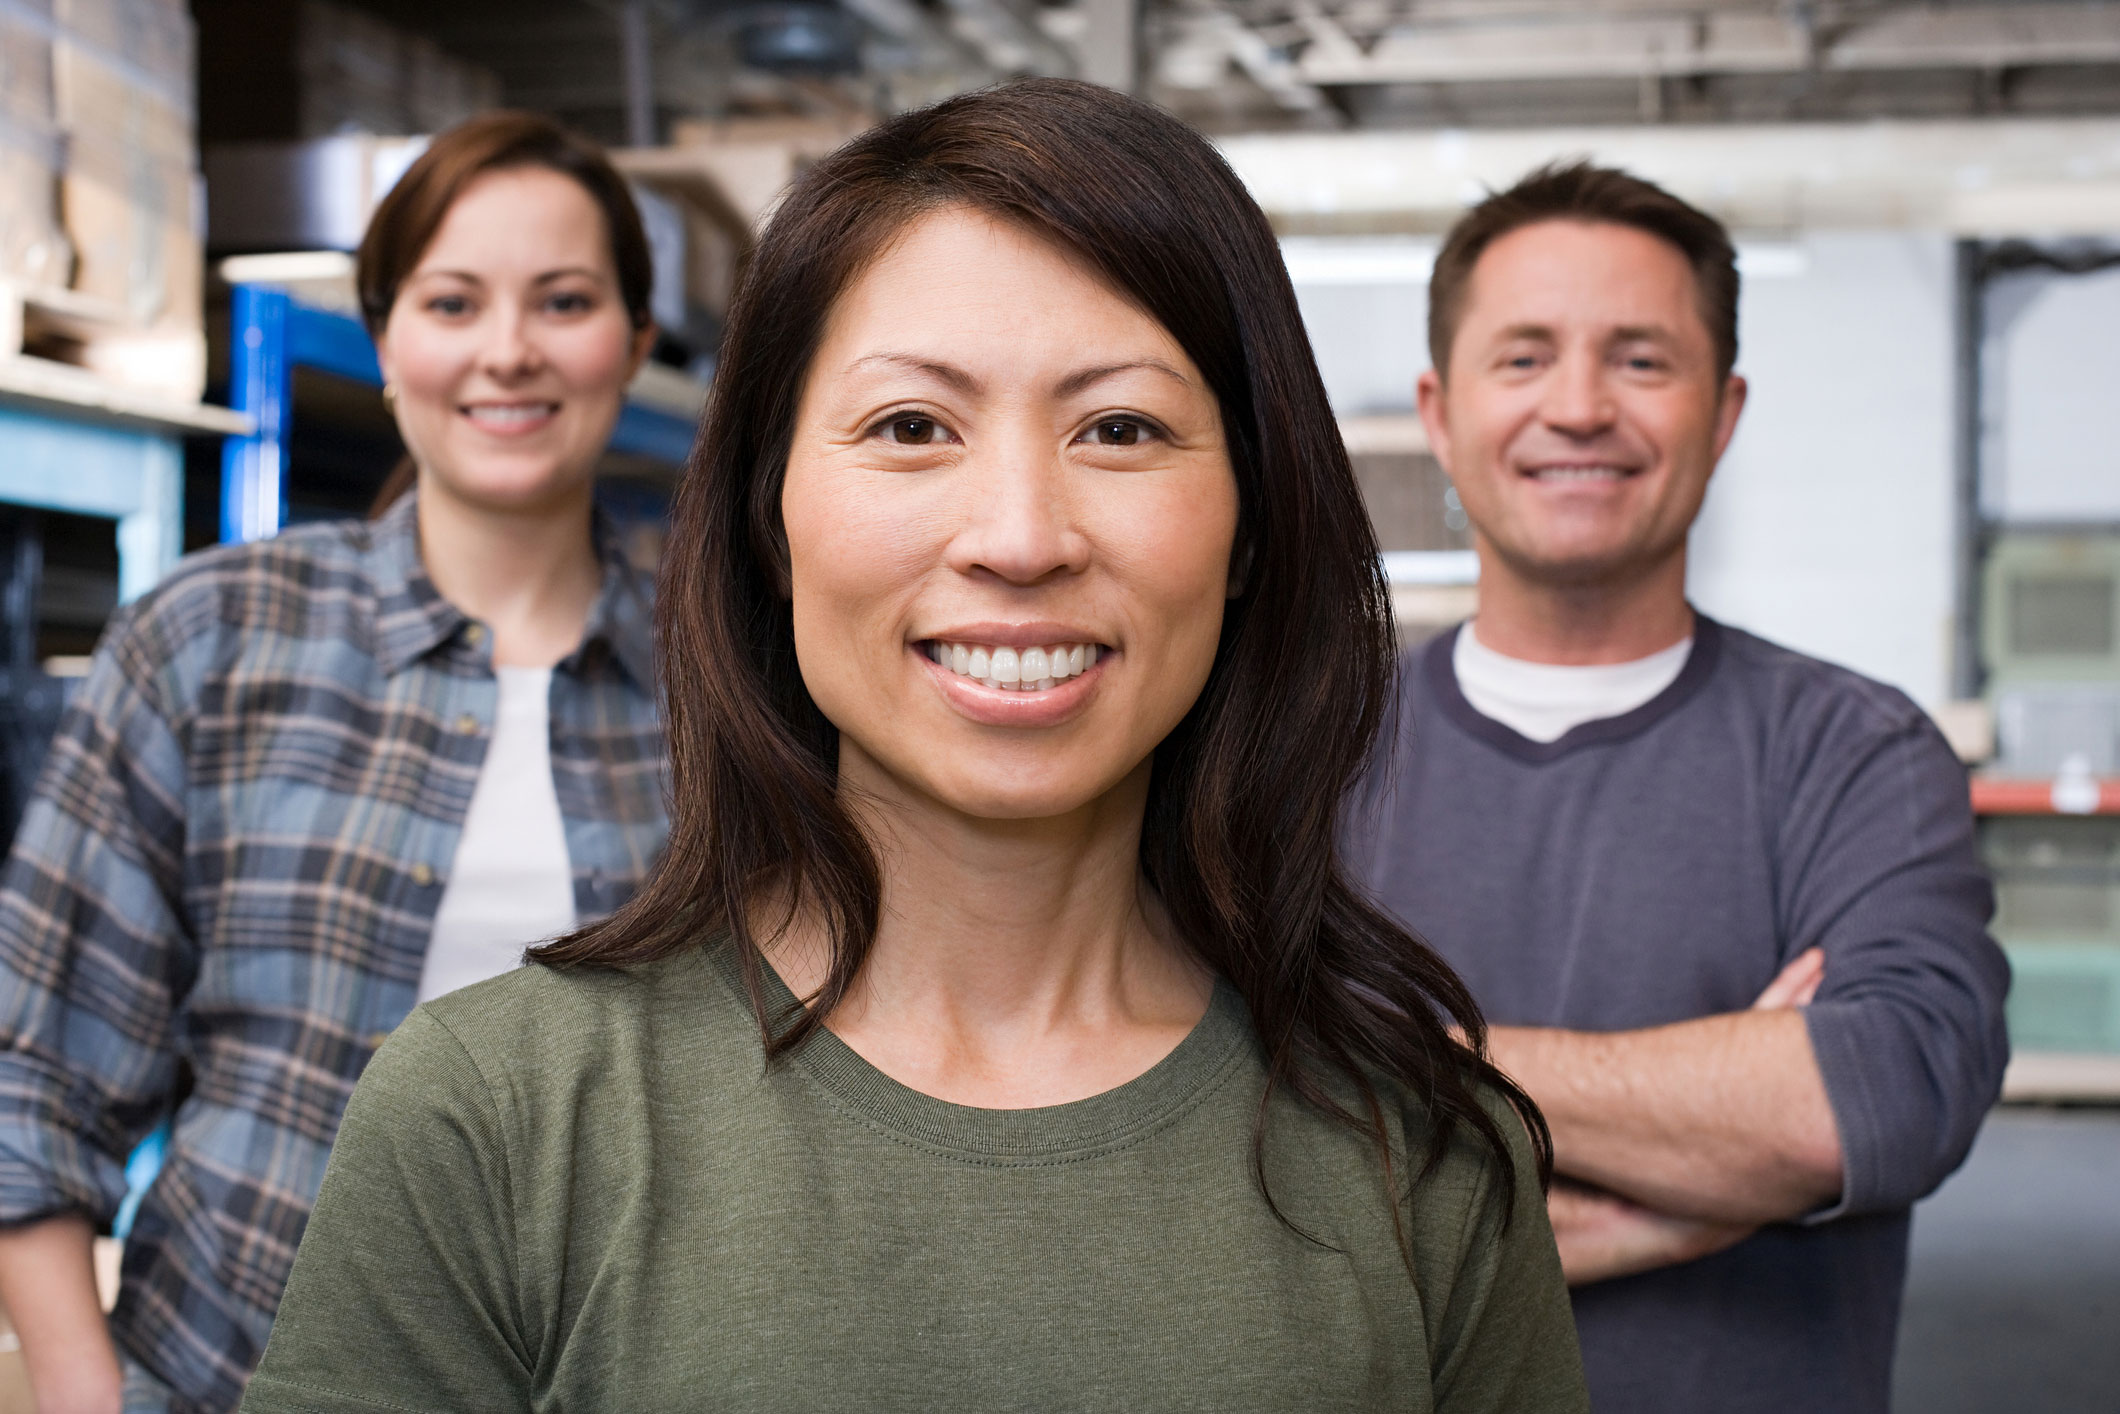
[[356, 110, 656, 515], [535, 78, 1550, 1219]]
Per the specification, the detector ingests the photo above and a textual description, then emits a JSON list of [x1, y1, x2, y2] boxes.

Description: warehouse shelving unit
[[219, 280, 703, 543], [0, 357, 248, 599], [1955, 238, 2120, 1102]]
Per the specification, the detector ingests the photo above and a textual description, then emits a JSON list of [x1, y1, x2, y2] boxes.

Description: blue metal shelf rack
[[219, 284, 700, 543]]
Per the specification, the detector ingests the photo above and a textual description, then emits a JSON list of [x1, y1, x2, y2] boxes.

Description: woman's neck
[[414, 476, 602, 669], [766, 753, 1213, 1108]]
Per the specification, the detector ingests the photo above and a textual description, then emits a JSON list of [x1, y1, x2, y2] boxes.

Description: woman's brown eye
[[890, 417, 939, 443], [1093, 419, 1141, 445]]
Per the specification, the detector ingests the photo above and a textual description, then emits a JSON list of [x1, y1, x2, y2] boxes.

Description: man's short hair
[[1427, 160, 1739, 382]]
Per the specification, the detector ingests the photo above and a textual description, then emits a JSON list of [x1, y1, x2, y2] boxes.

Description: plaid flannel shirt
[[0, 494, 667, 1412]]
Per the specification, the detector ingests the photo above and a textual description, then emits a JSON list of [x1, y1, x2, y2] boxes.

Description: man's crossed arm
[[1489, 948, 1845, 1286]]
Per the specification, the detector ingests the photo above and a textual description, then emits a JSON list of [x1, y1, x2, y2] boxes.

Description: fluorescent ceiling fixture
[[1382, 550, 1479, 586], [218, 251, 358, 285], [1282, 237, 1438, 286]]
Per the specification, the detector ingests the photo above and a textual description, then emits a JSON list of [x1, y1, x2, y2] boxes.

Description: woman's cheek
[[553, 319, 641, 398]]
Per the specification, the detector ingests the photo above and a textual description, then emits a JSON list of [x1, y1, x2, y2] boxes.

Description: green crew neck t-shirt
[[241, 945, 1587, 1413]]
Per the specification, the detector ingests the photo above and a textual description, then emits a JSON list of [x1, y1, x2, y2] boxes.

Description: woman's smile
[[459, 398, 563, 436], [915, 634, 1112, 727]]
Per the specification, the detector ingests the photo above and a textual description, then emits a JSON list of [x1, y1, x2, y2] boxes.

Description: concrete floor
[[1893, 1106, 2120, 1413]]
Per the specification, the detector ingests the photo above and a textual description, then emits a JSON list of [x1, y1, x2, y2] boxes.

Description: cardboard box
[[53, 36, 192, 166], [0, 9, 54, 128], [58, 132, 206, 400], [52, 0, 191, 102], [293, 0, 496, 138], [0, 121, 69, 288]]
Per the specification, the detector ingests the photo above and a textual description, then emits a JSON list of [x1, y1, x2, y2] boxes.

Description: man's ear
[[1710, 373, 1748, 466], [1415, 366, 1453, 474]]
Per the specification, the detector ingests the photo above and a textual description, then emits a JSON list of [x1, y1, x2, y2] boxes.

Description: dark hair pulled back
[[535, 78, 1550, 1223]]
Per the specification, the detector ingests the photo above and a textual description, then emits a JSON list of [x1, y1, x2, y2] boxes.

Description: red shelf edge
[[1970, 778, 2120, 816]]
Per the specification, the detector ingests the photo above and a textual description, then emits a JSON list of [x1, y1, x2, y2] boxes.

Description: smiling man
[[1344, 163, 2010, 1413]]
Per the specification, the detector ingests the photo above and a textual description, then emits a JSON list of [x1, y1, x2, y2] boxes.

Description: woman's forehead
[[415, 167, 616, 277], [810, 207, 1203, 395]]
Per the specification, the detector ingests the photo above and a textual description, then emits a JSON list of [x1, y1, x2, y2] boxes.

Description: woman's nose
[[949, 440, 1089, 586], [479, 306, 544, 378]]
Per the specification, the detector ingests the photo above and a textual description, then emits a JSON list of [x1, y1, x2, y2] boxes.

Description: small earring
[[381, 384, 398, 411]]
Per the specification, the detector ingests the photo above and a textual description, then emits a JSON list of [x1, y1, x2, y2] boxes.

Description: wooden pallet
[[0, 279, 205, 403]]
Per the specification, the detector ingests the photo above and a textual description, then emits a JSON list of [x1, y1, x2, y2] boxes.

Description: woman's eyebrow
[[1054, 359, 1191, 399], [847, 351, 981, 393]]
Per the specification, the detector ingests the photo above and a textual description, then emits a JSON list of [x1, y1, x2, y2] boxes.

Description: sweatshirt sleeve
[[1782, 707, 2010, 1221], [241, 1008, 533, 1414]]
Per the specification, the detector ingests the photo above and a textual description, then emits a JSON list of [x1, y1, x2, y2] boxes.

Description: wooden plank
[[0, 354, 249, 435], [0, 279, 206, 404]]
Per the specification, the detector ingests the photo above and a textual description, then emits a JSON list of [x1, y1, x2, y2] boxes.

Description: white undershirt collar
[[1452, 621, 1694, 744]]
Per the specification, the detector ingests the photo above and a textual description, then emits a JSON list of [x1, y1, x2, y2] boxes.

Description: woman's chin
[[868, 761, 1127, 828], [425, 459, 599, 515]]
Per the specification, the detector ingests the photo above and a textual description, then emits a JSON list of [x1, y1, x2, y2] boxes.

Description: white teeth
[[926, 640, 1104, 692], [465, 403, 555, 427], [1533, 465, 1625, 481]]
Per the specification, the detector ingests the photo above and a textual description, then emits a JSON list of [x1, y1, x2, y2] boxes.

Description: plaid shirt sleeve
[[0, 598, 196, 1226]]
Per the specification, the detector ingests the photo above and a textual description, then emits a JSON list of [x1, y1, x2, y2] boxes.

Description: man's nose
[[1540, 354, 1617, 438], [949, 437, 1089, 586]]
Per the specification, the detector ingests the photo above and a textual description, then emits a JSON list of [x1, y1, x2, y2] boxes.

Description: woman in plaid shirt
[[0, 113, 670, 1413]]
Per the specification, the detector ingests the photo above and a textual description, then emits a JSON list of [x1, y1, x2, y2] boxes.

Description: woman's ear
[[629, 321, 658, 379]]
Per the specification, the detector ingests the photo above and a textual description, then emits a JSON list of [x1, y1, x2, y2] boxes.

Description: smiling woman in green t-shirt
[[239, 79, 1588, 1414]]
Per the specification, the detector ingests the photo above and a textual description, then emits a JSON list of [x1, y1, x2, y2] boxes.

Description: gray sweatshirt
[[1344, 614, 2010, 1414]]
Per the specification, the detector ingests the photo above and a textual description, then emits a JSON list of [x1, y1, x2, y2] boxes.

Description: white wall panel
[[1982, 263, 2120, 522], [1689, 231, 1958, 706]]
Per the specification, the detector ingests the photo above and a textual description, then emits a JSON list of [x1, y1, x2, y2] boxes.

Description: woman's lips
[[916, 640, 1109, 726]]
